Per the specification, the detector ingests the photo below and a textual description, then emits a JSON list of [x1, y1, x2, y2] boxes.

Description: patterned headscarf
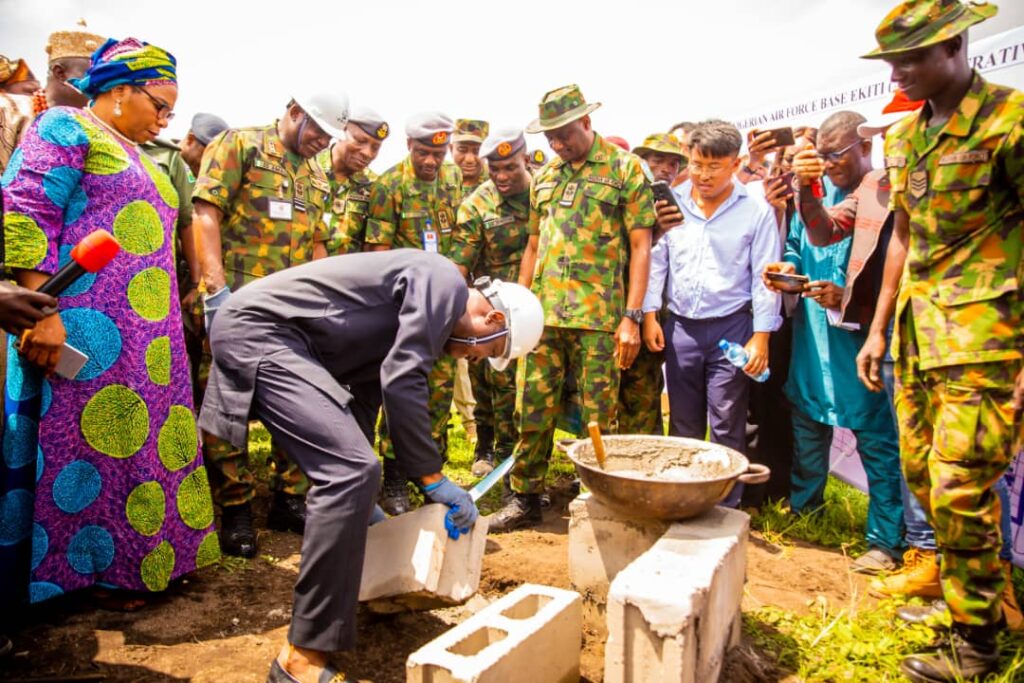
[[69, 37, 176, 100]]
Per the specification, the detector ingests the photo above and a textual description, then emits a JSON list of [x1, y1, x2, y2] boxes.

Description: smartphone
[[765, 272, 809, 293], [651, 180, 683, 214], [764, 127, 796, 147], [54, 342, 89, 379]]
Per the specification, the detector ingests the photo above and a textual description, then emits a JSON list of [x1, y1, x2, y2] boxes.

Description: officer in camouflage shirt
[[365, 112, 463, 515], [490, 84, 656, 531], [452, 118, 490, 194], [193, 93, 345, 557], [313, 105, 388, 256], [451, 127, 533, 477], [857, 2, 1023, 679]]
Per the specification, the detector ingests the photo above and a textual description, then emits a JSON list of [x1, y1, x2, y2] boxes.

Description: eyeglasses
[[820, 139, 861, 162], [134, 87, 175, 121]]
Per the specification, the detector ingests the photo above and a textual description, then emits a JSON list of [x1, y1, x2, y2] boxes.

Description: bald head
[[819, 111, 867, 143]]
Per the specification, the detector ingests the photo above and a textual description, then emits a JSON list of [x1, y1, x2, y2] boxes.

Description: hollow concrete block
[[604, 507, 749, 683], [359, 503, 489, 612], [406, 583, 582, 683]]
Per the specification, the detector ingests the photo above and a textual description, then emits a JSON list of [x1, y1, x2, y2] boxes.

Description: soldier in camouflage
[[451, 127, 533, 477], [856, 2, 1022, 679], [618, 133, 687, 435], [193, 93, 345, 557], [365, 112, 463, 515], [313, 105, 388, 256], [490, 85, 656, 531]]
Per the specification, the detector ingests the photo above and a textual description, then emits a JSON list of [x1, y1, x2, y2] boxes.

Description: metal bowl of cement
[[558, 435, 770, 520]]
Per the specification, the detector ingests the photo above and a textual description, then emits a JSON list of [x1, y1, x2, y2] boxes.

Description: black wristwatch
[[624, 308, 643, 324]]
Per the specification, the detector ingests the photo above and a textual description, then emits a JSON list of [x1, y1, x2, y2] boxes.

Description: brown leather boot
[[1002, 560, 1023, 632], [870, 548, 942, 599], [900, 622, 999, 682]]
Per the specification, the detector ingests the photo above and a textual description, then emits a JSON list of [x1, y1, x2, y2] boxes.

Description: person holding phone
[[763, 110, 905, 576]]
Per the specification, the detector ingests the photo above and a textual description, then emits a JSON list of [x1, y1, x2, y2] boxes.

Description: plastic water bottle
[[718, 339, 770, 383]]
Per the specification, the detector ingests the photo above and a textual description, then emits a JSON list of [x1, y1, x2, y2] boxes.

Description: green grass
[[248, 415, 1024, 680]]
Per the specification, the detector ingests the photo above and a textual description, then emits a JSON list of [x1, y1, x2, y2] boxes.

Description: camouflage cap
[[861, 0, 997, 59], [46, 29, 105, 62], [480, 127, 526, 161], [632, 133, 687, 160], [529, 149, 547, 165], [190, 112, 229, 145], [406, 111, 454, 146], [453, 118, 489, 144], [350, 104, 389, 140], [525, 84, 601, 134]]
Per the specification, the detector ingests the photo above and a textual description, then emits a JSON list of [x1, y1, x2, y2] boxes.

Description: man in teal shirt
[[764, 111, 904, 574]]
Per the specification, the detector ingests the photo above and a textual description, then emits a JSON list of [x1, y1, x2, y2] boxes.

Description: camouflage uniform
[[884, 73, 1023, 626], [192, 123, 331, 504], [451, 181, 531, 457], [366, 156, 463, 461], [316, 145, 378, 255], [513, 133, 656, 493]]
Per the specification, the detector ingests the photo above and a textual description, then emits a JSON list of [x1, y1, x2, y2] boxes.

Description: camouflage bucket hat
[[452, 119, 490, 143], [525, 84, 601, 134], [632, 133, 687, 161], [862, 0, 997, 59]]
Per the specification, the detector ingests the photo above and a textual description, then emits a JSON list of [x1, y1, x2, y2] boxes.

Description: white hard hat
[[478, 278, 544, 371], [294, 92, 350, 139]]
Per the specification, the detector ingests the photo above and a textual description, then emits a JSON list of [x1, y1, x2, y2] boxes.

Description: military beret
[[190, 112, 229, 146], [453, 119, 489, 144], [480, 127, 526, 161], [349, 105, 390, 140], [405, 111, 455, 146]]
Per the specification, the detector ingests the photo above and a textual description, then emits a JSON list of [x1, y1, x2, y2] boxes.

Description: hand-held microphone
[[37, 229, 121, 297]]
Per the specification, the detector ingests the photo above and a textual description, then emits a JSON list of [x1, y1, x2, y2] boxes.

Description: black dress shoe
[[220, 502, 257, 558], [267, 492, 307, 534]]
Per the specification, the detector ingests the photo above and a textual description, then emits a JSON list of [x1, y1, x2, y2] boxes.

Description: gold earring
[[114, 100, 122, 117]]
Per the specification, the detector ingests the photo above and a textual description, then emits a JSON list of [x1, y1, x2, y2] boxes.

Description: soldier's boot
[[220, 502, 257, 558], [471, 425, 496, 477], [870, 548, 942, 599], [266, 491, 307, 534], [900, 622, 999, 683], [1001, 560, 1023, 631], [488, 493, 543, 533], [380, 458, 411, 517]]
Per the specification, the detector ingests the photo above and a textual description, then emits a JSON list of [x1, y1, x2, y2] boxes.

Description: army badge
[[532, 150, 546, 164], [376, 123, 389, 139], [497, 142, 513, 158], [560, 181, 579, 207], [432, 131, 448, 145], [909, 170, 928, 199]]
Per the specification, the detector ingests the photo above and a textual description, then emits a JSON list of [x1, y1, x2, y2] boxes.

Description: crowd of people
[[0, 0, 1021, 680]]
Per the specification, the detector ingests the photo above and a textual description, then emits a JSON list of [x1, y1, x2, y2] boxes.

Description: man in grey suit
[[198, 249, 543, 683]]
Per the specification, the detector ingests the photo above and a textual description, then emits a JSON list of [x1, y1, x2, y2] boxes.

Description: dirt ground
[[0, 483, 873, 683]]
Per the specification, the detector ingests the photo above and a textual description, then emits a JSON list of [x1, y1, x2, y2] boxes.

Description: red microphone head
[[70, 229, 121, 273]]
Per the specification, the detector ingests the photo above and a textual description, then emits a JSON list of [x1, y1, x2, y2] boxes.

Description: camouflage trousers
[[617, 344, 664, 435], [379, 355, 456, 463], [198, 345, 309, 506], [512, 327, 620, 494], [896, 358, 1022, 626], [469, 356, 519, 457]]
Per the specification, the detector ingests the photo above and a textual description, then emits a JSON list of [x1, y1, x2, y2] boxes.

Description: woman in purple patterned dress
[[0, 37, 218, 610]]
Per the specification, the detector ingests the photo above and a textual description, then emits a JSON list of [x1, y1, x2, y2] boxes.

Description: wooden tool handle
[[587, 420, 606, 470]]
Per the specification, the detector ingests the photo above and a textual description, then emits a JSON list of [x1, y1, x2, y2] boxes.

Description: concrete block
[[568, 493, 671, 610], [359, 504, 489, 612], [604, 507, 749, 683], [406, 583, 582, 683]]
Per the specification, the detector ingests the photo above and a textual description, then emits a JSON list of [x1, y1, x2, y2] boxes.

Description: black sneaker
[[220, 502, 257, 558], [488, 494, 543, 533], [266, 492, 306, 534]]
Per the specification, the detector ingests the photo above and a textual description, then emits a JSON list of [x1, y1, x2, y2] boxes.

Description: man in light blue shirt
[[642, 120, 781, 506]]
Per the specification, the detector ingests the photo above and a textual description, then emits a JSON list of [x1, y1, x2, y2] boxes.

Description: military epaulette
[[310, 176, 331, 193], [938, 150, 990, 165], [534, 181, 558, 191], [885, 156, 906, 168]]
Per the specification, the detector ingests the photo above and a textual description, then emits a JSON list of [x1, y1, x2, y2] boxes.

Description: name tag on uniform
[[560, 181, 580, 207], [422, 229, 439, 253], [485, 216, 516, 229], [269, 199, 293, 220]]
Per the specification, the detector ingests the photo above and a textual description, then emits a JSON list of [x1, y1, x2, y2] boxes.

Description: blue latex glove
[[202, 285, 231, 332], [422, 476, 478, 539]]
